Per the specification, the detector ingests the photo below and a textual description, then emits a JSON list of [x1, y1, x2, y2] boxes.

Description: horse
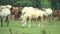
[[0, 5, 12, 27], [42, 8, 53, 21], [11, 7, 23, 20], [53, 10, 60, 20], [21, 7, 47, 28]]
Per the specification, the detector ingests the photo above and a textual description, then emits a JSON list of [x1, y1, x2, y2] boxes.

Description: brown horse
[[53, 10, 60, 20], [11, 7, 23, 20]]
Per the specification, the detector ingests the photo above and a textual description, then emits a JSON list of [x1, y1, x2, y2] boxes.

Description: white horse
[[21, 7, 47, 28], [42, 8, 53, 21], [0, 5, 12, 27]]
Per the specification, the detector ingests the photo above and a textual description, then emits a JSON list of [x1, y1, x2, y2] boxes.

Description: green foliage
[[0, 0, 60, 9], [51, 0, 60, 9], [0, 0, 41, 7], [13, 1, 33, 7], [41, 0, 51, 8]]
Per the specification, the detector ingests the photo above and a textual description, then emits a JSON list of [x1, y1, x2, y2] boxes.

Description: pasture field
[[0, 20, 60, 34]]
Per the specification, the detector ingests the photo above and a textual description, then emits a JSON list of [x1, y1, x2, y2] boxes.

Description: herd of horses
[[0, 5, 60, 28]]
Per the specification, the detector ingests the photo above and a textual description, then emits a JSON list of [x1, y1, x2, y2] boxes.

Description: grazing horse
[[0, 5, 12, 27], [42, 8, 53, 21], [11, 7, 23, 20], [21, 7, 47, 28], [53, 10, 60, 20]]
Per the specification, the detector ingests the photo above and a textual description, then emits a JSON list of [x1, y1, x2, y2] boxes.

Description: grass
[[0, 20, 60, 34]]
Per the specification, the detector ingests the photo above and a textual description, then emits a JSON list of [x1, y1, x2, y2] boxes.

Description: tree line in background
[[0, 0, 60, 9]]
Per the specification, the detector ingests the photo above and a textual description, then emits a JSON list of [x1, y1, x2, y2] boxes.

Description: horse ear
[[10, 6, 13, 10]]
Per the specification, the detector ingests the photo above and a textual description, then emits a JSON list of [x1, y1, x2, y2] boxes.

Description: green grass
[[0, 20, 60, 34]]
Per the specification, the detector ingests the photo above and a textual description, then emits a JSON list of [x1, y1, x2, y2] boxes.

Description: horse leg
[[5, 15, 10, 26], [10, 14, 12, 20], [41, 17, 44, 22], [47, 16, 49, 21], [38, 22, 41, 28], [28, 18, 31, 28], [11, 15, 14, 20], [22, 17, 26, 28], [15, 17, 17, 21], [41, 17, 44, 28], [37, 16, 44, 28], [39, 17, 44, 28], [7, 16, 10, 26], [50, 14, 53, 21], [48, 15, 53, 21], [28, 20, 31, 28], [31, 19, 35, 27], [1, 17, 3, 27]]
